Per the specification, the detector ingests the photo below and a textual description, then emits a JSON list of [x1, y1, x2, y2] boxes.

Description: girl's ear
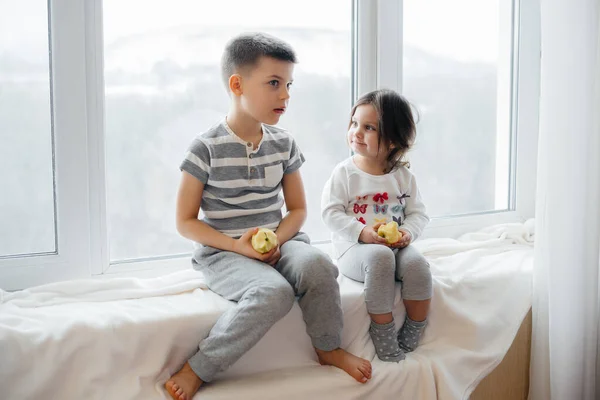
[[229, 74, 243, 96]]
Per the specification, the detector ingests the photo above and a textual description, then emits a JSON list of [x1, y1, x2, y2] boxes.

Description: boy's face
[[236, 56, 294, 125]]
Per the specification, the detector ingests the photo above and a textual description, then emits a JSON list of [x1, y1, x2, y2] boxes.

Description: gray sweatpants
[[338, 244, 432, 314], [188, 233, 342, 382]]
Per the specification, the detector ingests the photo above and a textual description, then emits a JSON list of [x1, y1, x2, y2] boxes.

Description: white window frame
[[0, 0, 92, 290], [0, 0, 540, 289]]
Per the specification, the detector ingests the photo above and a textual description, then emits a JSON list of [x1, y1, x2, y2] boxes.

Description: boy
[[165, 33, 372, 399]]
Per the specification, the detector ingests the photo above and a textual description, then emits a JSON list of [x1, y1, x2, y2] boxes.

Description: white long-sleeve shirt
[[321, 157, 430, 258]]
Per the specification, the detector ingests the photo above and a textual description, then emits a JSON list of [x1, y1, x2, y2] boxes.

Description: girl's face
[[347, 104, 389, 161]]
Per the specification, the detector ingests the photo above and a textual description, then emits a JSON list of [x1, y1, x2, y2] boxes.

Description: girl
[[321, 89, 432, 362]]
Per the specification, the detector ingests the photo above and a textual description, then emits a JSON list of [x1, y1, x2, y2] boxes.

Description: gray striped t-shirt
[[180, 120, 305, 240]]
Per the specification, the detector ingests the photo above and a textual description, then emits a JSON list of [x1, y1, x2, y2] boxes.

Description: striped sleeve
[[180, 137, 211, 184], [283, 138, 305, 174]]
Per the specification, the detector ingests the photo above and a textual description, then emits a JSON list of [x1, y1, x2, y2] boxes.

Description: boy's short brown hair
[[221, 32, 297, 89]]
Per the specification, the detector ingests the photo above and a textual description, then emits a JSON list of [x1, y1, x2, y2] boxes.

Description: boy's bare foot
[[164, 362, 203, 400], [315, 348, 372, 383]]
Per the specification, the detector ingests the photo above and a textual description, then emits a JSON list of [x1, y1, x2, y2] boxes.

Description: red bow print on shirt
[[353, 204, 368, 214], [357, 217, 366, 224], [373, 192, 388, 203]]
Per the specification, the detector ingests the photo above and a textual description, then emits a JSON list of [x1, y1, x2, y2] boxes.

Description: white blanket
[[0, 221, 534, 400]]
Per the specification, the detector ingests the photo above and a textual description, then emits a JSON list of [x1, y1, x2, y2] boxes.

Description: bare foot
[[316, 348, 372, 383], [164, 362, 203, 400]]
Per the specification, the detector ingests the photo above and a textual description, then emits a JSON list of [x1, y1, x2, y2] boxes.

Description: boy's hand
[[233, 228, 280, 265], [263, 245, 281, 266], [359, 224, 388, 245], [389, 229, 412, 249]]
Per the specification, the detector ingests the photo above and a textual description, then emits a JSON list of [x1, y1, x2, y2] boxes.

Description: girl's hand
[[233, 228, 280, 265], [390, 229, 412, 249], [359, 224, 389, 245]]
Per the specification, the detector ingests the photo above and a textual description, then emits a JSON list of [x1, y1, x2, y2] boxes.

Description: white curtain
[[530, 0, 600, 399]]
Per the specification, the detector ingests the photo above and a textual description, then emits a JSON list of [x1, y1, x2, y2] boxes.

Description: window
[[0, 0, 56, 258], [0, 1, 539, 288], [102, 0, 353, 264], [403, 0, 517, 217]]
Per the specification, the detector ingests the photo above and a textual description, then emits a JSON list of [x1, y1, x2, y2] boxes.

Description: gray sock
[[369, 320, 406, 362], [397, 316, 427, 353]]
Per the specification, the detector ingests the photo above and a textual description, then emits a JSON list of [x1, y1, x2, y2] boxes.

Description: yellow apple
[[377, 221, 403, 244], [251, 228, 279, 253]]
